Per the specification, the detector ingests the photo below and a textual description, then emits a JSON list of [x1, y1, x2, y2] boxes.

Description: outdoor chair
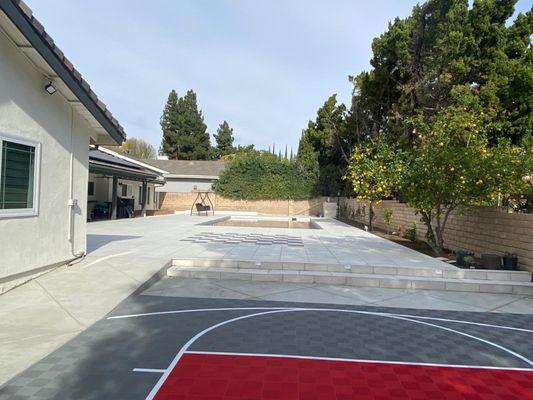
[[195, 202, 211, 216]]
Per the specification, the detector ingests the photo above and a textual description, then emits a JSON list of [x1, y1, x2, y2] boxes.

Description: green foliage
[[346, 95, 532, 253], [343, 0, 532, 253], [345, 135, 404, 230], [297, 94, 357, 196], [215, 151, 317, 200], [346, 136, 404, 204], [220, 144, 255, 161], [110, 137, 156, 159], [404, 223, 417, 242], [213, 121, 235, 159], [383, 208, 393, 234], [462, 255, 475, 267], [296, 131, 320, 185], [352, 0, 532, 144], [160, 90, 211, 160]]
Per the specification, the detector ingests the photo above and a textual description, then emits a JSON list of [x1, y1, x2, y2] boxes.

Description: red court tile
[[153, 353, 533, 400]]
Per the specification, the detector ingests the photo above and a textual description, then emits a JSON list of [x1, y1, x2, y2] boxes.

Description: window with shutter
[[0, 135, 40, 217]]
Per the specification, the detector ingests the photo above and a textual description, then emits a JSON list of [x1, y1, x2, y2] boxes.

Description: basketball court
[[1, 292, 532, 399]]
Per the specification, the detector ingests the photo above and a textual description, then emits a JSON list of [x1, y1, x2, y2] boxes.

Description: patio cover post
[[110, 176, 118, 220], [141, 181, 147, 217]]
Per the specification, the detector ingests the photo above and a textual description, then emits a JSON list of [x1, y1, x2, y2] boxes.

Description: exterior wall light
[[44, 82, 57, 95]]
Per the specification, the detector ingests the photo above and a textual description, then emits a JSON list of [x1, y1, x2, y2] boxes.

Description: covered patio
[[88, 146, 165, 220]]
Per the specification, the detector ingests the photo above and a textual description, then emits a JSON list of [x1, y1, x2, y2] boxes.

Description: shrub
[[214, 151, 317, 200], [383, 208, 393, 234], [404, 223, 417, 242]]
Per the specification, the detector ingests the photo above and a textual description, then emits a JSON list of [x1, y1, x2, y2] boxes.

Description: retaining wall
[[340, 198, 533, 272], [159, 192, 329, 216]]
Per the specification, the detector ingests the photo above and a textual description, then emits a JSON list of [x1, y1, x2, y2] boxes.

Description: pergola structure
[[89, 147, 164, 219]]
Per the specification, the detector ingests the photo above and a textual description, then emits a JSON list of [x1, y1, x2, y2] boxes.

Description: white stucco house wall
[[0, 0, 126, 292]]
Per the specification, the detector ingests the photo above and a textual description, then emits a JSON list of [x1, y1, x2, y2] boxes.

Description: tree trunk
[[368, 203, 375, 231], [420, 206, 455, 256], [420, 211, 441, 255]]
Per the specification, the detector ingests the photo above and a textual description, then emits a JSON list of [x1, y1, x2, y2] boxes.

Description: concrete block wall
[[159, 192, 328, 216], [341, 198, 533, 272]]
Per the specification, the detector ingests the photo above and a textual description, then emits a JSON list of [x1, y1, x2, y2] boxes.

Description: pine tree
[[213, 121, 235, 159], [160, 89, 211, 160]]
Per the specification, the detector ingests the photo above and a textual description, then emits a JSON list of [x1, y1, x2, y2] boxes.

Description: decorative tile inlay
[[181, 232, 304, 246]]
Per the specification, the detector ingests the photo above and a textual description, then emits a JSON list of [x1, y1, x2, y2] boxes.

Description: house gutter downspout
[[67, 106, 86, 260]]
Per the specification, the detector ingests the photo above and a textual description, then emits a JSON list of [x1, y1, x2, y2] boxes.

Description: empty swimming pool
[[206, 216, 320, 229]]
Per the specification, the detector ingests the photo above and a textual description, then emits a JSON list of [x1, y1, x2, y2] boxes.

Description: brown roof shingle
[[142, 159, 228, 177]]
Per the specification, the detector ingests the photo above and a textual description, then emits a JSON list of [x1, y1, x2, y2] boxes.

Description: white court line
[[387, 313, 533, 334], [81, 251, 137, 269], [185, 350, 533, 372], [133, 368, 166, 373], [144, 309, 296, 400], [384, 314, 533, 367], [107, 307, 291, 320], [142, 308, 533, 400], [107, 306, 533, 334]]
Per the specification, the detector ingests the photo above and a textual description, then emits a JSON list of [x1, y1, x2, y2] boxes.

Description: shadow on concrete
[[86, 234, 141, 253], [1, 295, 532, 399]]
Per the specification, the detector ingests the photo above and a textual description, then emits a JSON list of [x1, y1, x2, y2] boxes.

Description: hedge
[[214, 152, 317, 200]]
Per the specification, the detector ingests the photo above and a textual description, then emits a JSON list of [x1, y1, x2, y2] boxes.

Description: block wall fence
[[340, 198, 533, 272], [158, 192, 329, 217]]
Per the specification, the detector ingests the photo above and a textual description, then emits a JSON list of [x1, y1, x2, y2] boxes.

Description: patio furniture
[[195, 203, 211, 215], [190, 191, 214, 216]]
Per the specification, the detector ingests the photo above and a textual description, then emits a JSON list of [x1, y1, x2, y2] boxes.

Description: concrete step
[[167, 266, 533, 295], [171, 258, 532, 283]]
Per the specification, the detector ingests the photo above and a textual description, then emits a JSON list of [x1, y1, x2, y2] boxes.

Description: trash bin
[[480, 254, 501, 270]]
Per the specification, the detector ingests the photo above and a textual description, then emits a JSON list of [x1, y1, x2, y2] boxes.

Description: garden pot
[[456, 250, 474, 267], [480, 254, 502, 270], [503, 254, 518, 271]]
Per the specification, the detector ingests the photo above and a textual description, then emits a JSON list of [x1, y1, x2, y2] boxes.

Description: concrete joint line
[[33, 280, 86, 328]]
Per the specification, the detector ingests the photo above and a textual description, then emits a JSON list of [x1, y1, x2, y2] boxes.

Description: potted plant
[[456, 250, 474, 267], [503, 253, 518, 270], [463, 255, 475, 269]]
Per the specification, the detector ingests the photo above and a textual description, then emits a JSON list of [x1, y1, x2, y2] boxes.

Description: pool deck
[[1, 214, 532, 385], [87, 214, 456, 270]]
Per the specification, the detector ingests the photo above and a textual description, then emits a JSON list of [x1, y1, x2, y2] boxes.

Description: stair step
[[167, 266, 533, 295], [171, 258, 532, 283]]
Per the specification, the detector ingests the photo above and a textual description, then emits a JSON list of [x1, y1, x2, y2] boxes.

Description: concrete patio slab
[[85, 215, 459, 270], [1, 214, 531, 388]]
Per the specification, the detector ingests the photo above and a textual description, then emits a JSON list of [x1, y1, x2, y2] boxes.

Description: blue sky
[[26, 0, 530, 154]]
